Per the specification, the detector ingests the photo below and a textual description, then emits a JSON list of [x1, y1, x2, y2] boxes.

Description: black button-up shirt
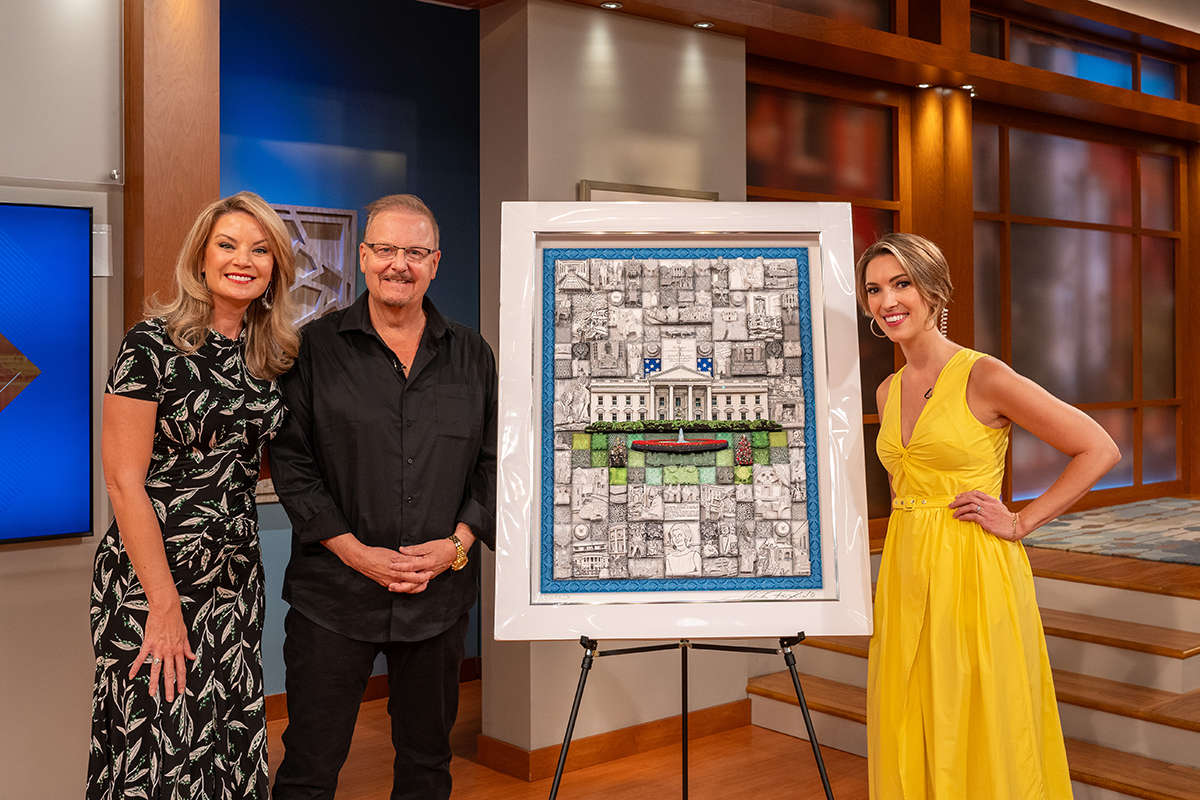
[[270, 293, 497, 643]]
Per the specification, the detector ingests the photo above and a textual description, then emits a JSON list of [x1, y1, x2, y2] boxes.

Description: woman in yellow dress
[[858, 233, 1120, 799]]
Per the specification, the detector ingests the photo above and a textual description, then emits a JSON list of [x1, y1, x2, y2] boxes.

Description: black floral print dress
[[88, 318, 283, 800]]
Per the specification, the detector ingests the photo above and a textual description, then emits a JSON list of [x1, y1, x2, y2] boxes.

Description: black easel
[[547, 633, 835, 800]]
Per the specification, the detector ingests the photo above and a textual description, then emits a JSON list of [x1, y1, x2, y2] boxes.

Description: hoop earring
[[869, 317, 889, 339], [261, 281, 274, 310], [939, 306, 948, 336]]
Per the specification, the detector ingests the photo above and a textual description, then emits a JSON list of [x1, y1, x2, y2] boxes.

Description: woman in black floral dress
[[88, 192, 300, 800]]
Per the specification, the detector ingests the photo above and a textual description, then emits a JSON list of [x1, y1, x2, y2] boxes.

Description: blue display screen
[[0, 202, 93, 543]]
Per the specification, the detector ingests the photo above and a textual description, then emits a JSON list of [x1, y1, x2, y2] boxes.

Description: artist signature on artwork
[[743, 590, 817, 600]]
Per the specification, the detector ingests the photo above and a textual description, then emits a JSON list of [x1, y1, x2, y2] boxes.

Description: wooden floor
[[267, 680, 870, 799]]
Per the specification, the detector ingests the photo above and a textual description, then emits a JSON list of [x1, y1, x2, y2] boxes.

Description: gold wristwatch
[[448, 533, 468, 571]]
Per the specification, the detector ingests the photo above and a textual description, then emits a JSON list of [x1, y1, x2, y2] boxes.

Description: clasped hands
[[949, 490, 1024, 541], [353, 537, 459, 594]]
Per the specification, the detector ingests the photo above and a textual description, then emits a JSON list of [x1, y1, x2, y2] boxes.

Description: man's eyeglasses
[[363, 242, 438, 263]]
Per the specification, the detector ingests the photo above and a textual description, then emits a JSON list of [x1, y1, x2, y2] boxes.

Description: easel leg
[[548, 636, 598, 800], [780, 635, 835, 800], [681, 641, 689, 800]]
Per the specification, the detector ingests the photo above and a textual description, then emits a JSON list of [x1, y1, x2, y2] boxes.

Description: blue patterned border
[[540, 247, 822, 594]]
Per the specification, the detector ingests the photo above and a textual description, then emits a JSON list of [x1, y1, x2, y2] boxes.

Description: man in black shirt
[[270, 194, 496, 800]]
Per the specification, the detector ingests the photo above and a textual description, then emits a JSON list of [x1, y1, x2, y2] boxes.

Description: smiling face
[[359, 209, 441, 313], [202, 211, 274, 315], [863, 253, 934, 341]]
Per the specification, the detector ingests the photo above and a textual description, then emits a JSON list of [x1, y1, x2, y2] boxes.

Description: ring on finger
[[152, 656, 161, 665], [976, 505, 981, 513]]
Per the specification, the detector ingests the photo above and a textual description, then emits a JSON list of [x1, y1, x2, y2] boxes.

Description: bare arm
[[952, 358, 1120, 540], [101, 393, 195, 701]]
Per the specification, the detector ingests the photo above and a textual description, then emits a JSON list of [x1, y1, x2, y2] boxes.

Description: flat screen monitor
[[0, 202, 93, 543]]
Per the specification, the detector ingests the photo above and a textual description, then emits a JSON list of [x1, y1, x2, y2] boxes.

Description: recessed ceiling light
[[961, 84, 975, 90], [917, 83, 932, 89], [693, 21, 715, 29], [600, 2, 622, 8]]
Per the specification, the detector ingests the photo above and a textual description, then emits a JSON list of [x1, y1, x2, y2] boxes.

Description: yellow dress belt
[[892, 495, 957, 511]]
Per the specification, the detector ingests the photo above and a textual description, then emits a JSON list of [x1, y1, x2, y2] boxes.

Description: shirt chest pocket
[[434, 384, 483, 441]]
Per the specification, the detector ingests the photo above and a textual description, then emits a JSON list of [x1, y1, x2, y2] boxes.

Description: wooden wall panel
[[909, 86, 975, 346], [1186, 142, 1199, 493], [123, 0, 220, 329]]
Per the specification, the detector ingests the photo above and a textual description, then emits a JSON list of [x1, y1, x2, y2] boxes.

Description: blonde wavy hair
[[147, 191, 300, 380], [853, 232, 954, 321]]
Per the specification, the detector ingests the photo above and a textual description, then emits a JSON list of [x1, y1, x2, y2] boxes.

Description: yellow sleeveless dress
[[868, 349, 1072, 799]]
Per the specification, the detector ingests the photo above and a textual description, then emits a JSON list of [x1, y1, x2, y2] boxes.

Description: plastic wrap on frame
[[496, 202, 872, 641]]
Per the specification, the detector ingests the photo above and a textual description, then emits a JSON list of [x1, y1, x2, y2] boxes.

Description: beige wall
[[0, 4, 123, 797], [479, 0, 750, 752], [1091, 0, 1200, 33]]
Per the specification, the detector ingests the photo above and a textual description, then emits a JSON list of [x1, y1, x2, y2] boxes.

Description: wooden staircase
[[747, 547, 1200, 800]]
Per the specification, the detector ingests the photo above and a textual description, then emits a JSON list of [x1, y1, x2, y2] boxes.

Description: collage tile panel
[[540, 247, 822, 594]]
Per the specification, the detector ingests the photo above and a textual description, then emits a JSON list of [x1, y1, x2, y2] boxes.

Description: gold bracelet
[[1011, 511, 1020, 540]]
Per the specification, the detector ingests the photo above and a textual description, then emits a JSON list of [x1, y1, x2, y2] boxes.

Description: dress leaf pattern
[[88, 318, 282, 800]]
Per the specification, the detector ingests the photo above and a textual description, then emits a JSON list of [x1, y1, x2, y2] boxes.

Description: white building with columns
[[590, 365, 771, 423]]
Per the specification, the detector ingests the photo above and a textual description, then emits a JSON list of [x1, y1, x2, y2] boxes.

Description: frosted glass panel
[[971, 14, 1002, 59], [1011, 425, 1069, 501], [747, 85, 894, 200], [973, 123, 1000, 213], [1009, 129, 1131, 225], [973, 221, 1002, 358], [1010, 225, 1132, 403], [1143, 407, 1177, 483], [1142, 57, 1178, 100], [1090, 408, 1134, 489], [1010, 25, 1133, 90], [1142, 236, 1175, 400], [853, 206, 894, 261], [1012, 409, 1134, 500], [1140, 154, 1176, 231]]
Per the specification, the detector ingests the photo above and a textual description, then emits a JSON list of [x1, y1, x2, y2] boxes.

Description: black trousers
[[272, 608, 469, 800]]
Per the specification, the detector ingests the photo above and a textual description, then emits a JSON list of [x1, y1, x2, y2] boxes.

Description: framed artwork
[[496, 202, 871, 641], [578, 180, 718, 203]]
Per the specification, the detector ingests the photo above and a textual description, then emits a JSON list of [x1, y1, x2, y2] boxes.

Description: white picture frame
[[495, 201, 871, 641]]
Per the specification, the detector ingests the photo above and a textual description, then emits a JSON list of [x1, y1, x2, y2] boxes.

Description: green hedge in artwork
[[584, 419, 783, 434]]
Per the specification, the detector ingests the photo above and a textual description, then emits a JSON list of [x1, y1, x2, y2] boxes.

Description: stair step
[[1064, 739, 1200, 800], [750, 670, 865, 724], [750, 670, 1200, 800], [1041, 608, 1200, 660], [806, 609, 1200, 661], [1051, 670, 1200, 733], [1026, 547, 1200, 602], [1042, 608, 1200, 693]]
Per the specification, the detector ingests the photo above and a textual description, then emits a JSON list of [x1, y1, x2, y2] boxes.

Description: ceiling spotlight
[[693, 21, 715, 29], [917, 83, 932, 89], [961, 84, 975, 90], [600, 2, 622, 8]]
